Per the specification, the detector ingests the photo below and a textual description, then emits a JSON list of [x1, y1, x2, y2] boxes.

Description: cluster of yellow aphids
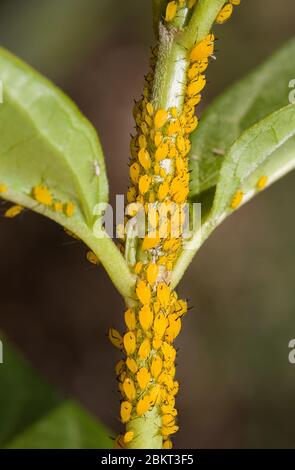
[[109, 282, 188, 449], [0, 182, 75, 218], [109, 33, 218, 451], [108, 0, 244, 449]]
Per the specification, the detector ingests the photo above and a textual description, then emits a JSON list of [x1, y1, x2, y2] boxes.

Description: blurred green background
[[0, 0, 295, 448]]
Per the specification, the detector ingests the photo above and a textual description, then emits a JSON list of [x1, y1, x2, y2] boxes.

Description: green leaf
[[0, 340, 61, 446], [189, 38, 295, 198], [211, 104, 295, 220], [0, 48, 135, 299], [0, 338, 112, 449], [172, 104, 295, 288], [0, 47, 108, 226], [5, 401, 113, 449]]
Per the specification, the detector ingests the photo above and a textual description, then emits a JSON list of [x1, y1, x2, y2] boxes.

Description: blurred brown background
[[0, 0, 295, 448]]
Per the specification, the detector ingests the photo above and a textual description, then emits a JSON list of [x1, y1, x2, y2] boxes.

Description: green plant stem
[[124, 0, 228, 448], [126, 406, 162, 449], [181, 0, 227, 47]]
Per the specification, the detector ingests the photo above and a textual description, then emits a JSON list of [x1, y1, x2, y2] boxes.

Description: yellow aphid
[[136, 395, 151, 417], [230, 190, 244, 209], [165, 1, 177, 22], [138, 175, 151, 194], [157, 282, 171, 308], [174, 299, 187, 317], [0, 184, 8, 193], [167, 120, 181, 136], [170, 381, 179, 396], [153, 313, 169, 339], [186, 115, 198, 133], [160, 387, 168, 403], [146, 102, 154, 116], [166, 395, 176, 407], [162, 414, 176, 427], [188, 59, 209, 80], [158, 182, 169, 201], [86, 251, 99, 266], [165, 315, 181, 342], [134, 261, 143, 275], [158, 372, 173, 389], [169, 107, 178, 118], [151, 355, 163, 379], [127, 186, 136, 203], [120, 401, 132, 423], [108, 328, 123, 349], [230, 0, 241, 4], [138, 148, 151, 170], [139, 305, 153, 331], [123, 431, 134, 444], [115, 360, 125, 376], [136, 280, 151, 305], [187, 94, 202, 107], [169, 365, 176, 380], [190, 34, 215, 62], [142, 232, 160, 251], [162, 342, 176, 363], [187, 74, 206, 96], [138, 338, 151, 360], [175, 157, 185, 174], [126, 357, 138, 374], [216, 3, 233, 24], [123, 377, 136, 401], [162, 425, 179, 437], [257, 175, 268, 191], [65, 202, 75, 217], [149, 384, 161, 405], [146, 263, 159, 285], [33, 184, 52, 206], [53, 201, 63, 212], [130, 162, 140, 184], [154, 131, 163, 147], [4, 205, 23, 218], [163, 439, 173, 449], [125, 309, 136, 331], [137, 367, 151, 390], [153, 336, 162, 350], [155, 143, 169, 161], [161, 404, 177, 416], [138, 134, 147, 149], [154, 109, 168, 129], [123, 331, 137, 355]]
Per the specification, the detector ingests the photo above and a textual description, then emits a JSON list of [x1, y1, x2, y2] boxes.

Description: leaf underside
[[189, 38, 295, 198]]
